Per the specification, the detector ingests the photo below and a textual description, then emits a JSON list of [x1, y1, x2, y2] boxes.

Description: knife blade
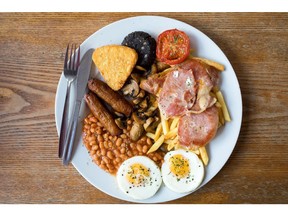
[[62, 48, 94, 165]]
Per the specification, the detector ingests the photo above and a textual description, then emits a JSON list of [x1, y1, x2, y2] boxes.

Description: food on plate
[[199, 146, 209, 166], [122, 31, 156, 69], [158, 65, 197, 119], [84, 92, 121, 136], [82, 27, 231, 199], [129, 122, 145, 141], [215, 90, 231, 122], [139, 67, 173, 95], [178, 105, 219, 149], [92, 45, 138, 91], [190, 56, 225, 71], [83, 114, 165, 175], [161, 149, 204, 193], [156, 29, 190, 65], [157, 59, 219, 118], [88, 79, 133, 117], [116, 156, 162, 200]]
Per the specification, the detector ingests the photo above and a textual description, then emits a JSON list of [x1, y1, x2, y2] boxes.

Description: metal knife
[[62, 48, 94, 165]]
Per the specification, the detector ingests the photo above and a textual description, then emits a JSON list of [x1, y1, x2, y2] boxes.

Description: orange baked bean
[[142, 145, 148, 153], [107, 151, 114, 159], [91, 145, 98, 151], [136, 144, 142, 152], [116, 137, 122, 147]]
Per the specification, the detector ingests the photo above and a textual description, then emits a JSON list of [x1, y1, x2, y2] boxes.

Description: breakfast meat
[[181, 59, 219, 113], [139, 67, 173, 95], [156, 59, 219, 118], [122, 31, 156, 69], [139, 73, 167, 95], [179, 59, 220, 89], [88, 79, 133, 117], [84, 92, 121, 136], [92, 45, 138, 91], [158, 67, 197, 119], [178, 105, 219, 149]]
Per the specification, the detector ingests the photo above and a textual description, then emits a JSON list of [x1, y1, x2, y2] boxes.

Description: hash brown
[[92, 45, 138, 91]]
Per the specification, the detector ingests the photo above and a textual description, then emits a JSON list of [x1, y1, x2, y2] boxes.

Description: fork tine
[[64, 44, 69, 70], [76, 46, 80, 70], [68, 43, 74, 70], [72, 44, 77, 71]]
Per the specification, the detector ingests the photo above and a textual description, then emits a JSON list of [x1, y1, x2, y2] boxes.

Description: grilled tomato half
[[156, 29, 190, 65]]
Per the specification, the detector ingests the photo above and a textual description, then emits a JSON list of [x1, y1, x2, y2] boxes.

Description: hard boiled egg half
[[161, 149, 205, 193], [116, 156, 162, 200]]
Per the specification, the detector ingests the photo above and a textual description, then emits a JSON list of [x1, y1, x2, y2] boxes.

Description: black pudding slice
[[122, 31, 156, 69]]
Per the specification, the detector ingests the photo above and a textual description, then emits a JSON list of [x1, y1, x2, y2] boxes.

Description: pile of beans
[[83, 113, 165, 175]]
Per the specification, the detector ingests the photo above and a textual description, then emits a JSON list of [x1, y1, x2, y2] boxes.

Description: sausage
[[84, 92, 121, 136], [88, 79, 133, 117]]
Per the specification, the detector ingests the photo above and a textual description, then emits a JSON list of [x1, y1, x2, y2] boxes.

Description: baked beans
[[83, 113, 165, 175]]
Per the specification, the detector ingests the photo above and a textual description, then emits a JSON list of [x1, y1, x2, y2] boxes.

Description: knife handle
[[58, 81, 72, 158], [62, 100, 81, 165]]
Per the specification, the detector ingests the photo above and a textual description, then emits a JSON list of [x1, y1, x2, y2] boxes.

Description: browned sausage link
[[85, 92, 121, 136], [88, 79, 133, 117]]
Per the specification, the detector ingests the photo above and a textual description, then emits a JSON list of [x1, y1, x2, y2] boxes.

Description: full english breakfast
[[82, 29, 231, 199]]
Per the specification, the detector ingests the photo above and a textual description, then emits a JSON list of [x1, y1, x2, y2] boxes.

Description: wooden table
[[0, 12, 287, 204]]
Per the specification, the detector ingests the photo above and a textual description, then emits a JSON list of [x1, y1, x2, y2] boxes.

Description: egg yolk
[[126, 163, 150, 185], [169, 154, 190, 178]]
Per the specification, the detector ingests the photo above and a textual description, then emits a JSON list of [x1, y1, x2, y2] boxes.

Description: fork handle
[[58, 80, 72, 158], [62, 100, 81, 165]]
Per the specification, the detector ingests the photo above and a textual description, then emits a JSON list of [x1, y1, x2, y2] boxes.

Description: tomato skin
[[156, 29, 190, 65]]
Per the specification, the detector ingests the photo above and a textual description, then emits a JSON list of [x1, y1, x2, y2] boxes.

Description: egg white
[[116, 156, 162, 200], [161, 149, 205, 193]]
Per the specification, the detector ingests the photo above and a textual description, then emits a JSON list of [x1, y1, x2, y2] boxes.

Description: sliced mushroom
[[132, 97, 143, 105], [132, 112, 146, 124], [115, 118, 126, 130], [150, 63, 158, 75], [130, 73, 142, 84], [137, 89, 146, 98], [143, 117, 155, 131], [121, 79, 139, 97], [144, 106, 158, 117], [144, 100, 158, 117], [139, 97, 148, 109], [130, 122, 145, 141], [145, 117, 160, 133], [114, 111, 125, 118], [135, 65, 147, 72], [156, 61, 170, 72]]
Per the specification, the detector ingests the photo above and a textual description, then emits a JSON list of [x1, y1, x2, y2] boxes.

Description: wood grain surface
[[0, 12, 287, 204]]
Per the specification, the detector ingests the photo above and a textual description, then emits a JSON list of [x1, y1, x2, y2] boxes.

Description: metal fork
[[58, 44, 80, 158]]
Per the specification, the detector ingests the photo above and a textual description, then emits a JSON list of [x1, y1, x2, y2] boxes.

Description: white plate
[[55, 16, 242, 203]]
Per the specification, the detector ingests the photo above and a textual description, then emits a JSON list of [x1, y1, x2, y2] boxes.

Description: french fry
[[160, 111, 169, 135], [154, 123, 162, 141], [191, 57, 225, 71], [170, 117, 180, 130], [217, 106, 225, 125], [147, 135, 165, 154], [215, 101, 222, 108], [165, 127, 178, 140], [191, 149, 200, 155], [165, 137, 178, 151], [216, 91, 231, 122], [167, 140, 177, 151], [146, 132, 155, 140], [199, 146, 209, 166], [212, 86, 220, 93]]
